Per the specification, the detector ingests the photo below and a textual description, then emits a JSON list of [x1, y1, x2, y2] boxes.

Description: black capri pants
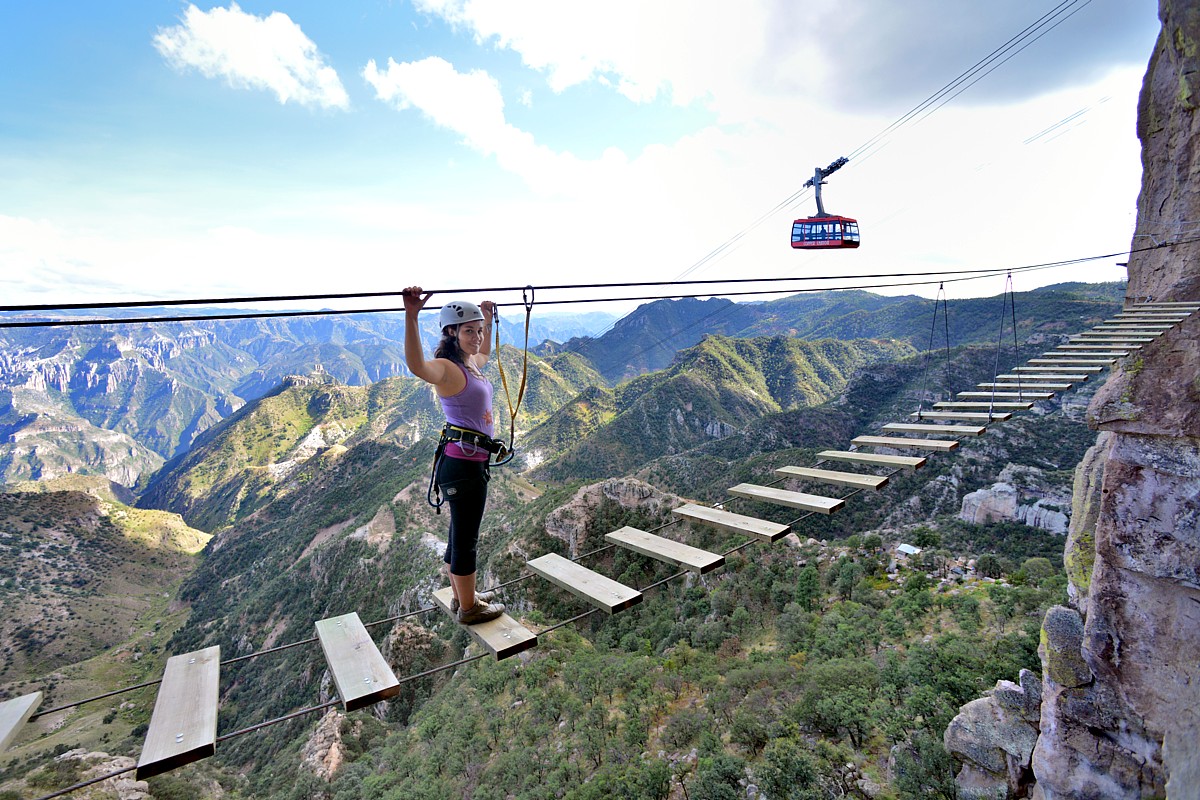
[[436, 454, 490, 576]]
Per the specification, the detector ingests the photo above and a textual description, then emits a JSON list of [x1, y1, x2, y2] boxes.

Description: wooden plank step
[[315, 612, 401, 711], [818, 449, 926, 469], [1070, 339, 1156, 346], [0, 692, 42, 754], [934, 401, 1033, 410], [1093, 325, 1174, 332], [978, 382, 1072, 390], [728, 483, 845, 514], [1046, 347, 1128, 355], [527, 553, 642, 614], [776, 465, 889, 491], [998, 374, 1089, 381], [673, 503, 790, 542], [1128, 302, 1200, 309], [1012, 365, 1103, 373], [136, 646, 220, 780], [433, 588, 538, 660], [1054, 345, 1136, 352], [1028, 358, 1114, 366], [1072, 334, 1157, 342], [606, 525, 725, 574], [851, 435, 958, 452], [883, 422, 986, 436], [1107, 314, 1188, 321], [912, 411, 1012, 421], [959, 391, 1055, 399]]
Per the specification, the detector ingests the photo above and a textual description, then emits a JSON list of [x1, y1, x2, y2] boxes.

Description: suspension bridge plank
[[978, 382, 1072, 390], [998, 374, 1089, 381], [1128, 302, 1200, 309], [1053, 345, 1136, 352], [1093, 325, 1174, 332], [959, 391, 1054, 399], [818, 450, 926, 469], [934, 401, 1033, 410], [883, 422, 986, 436], [527, 553, 642, 614], [432, 587, 538, 660], [776, 465, 889, 491], [315, 612, 401, 712], [1107, 314, 1189, 322], [0, 692, 41, 754], [728, 483, 845, 514], [912, 411, 1012, 421], [1072, 332, 1157, 339], [1028, 358, 1114, 366], [606, 526, 725, 574], [673, 503, 790, 542], [1012, 365, 1103, 373], [136, 646, 220, 780], [851, 435, 958, 452], [1040, 351, 1126, 359]]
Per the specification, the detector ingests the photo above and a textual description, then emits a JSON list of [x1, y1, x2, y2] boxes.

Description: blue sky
[[0, 1, 1160, 314]]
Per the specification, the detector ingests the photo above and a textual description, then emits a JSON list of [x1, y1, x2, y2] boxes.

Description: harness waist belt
[[442, 424, 506, 455]]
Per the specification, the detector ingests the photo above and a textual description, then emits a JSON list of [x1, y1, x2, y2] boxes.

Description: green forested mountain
[[564, 283, 1125, 382], [529, 335, 915, 482]]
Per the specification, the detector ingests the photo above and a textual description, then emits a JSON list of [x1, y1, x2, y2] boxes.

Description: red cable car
[[791, 215, 860, 249], [791, 157, 860, 250]]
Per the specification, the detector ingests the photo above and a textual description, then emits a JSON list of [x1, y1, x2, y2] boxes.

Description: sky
[[0, 1, 1162, 318]]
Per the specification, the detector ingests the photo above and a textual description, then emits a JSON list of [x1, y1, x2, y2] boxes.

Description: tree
[[1020, 556, 1055, 586], [690, 754, 747, 800], [861, 533, 883, 554], [796, 563, 820, 611], [755, 739, 820, 800], [975, 553, 1004, 578]]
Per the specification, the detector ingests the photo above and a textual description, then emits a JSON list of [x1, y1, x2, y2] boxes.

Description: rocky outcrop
[[945, 670, 1041, 798], [542, 477, 681, 558], [300, 710, 352, 780], [959, 464, 1072, 534]]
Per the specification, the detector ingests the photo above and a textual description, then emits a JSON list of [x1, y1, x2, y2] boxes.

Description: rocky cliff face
[[948, 3, 1200, 797]]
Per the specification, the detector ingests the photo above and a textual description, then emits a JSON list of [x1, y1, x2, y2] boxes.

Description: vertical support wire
[[916, 283, 949, 418]]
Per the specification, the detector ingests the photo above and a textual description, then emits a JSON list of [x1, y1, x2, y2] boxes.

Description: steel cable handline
[[0, 249, 1139, 331], [0, 250, 1114, 317]]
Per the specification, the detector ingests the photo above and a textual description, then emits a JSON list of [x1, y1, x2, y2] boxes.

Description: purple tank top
[[440, 362, 494, 461]]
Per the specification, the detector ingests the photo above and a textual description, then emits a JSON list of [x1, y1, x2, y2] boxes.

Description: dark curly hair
[[434, 326, 465, 365]]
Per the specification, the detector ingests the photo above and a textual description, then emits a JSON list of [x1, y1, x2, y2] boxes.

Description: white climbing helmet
[[439, 300, 484, 329]]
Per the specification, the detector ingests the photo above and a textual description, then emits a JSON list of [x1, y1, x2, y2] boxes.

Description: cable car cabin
[[791, 216, 860, 249]]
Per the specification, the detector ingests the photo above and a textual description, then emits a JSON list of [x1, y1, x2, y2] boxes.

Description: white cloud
[[410, 0, 1156, 118], [363, 56, 629, 196], [411, 0, 766, 111], [154, 2, 349, 110]]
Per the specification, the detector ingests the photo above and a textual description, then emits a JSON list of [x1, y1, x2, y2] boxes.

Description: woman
[[403, 286, 506, 625]]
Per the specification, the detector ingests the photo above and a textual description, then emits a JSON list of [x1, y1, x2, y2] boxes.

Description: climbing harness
[[426, 286, 536, 511]]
